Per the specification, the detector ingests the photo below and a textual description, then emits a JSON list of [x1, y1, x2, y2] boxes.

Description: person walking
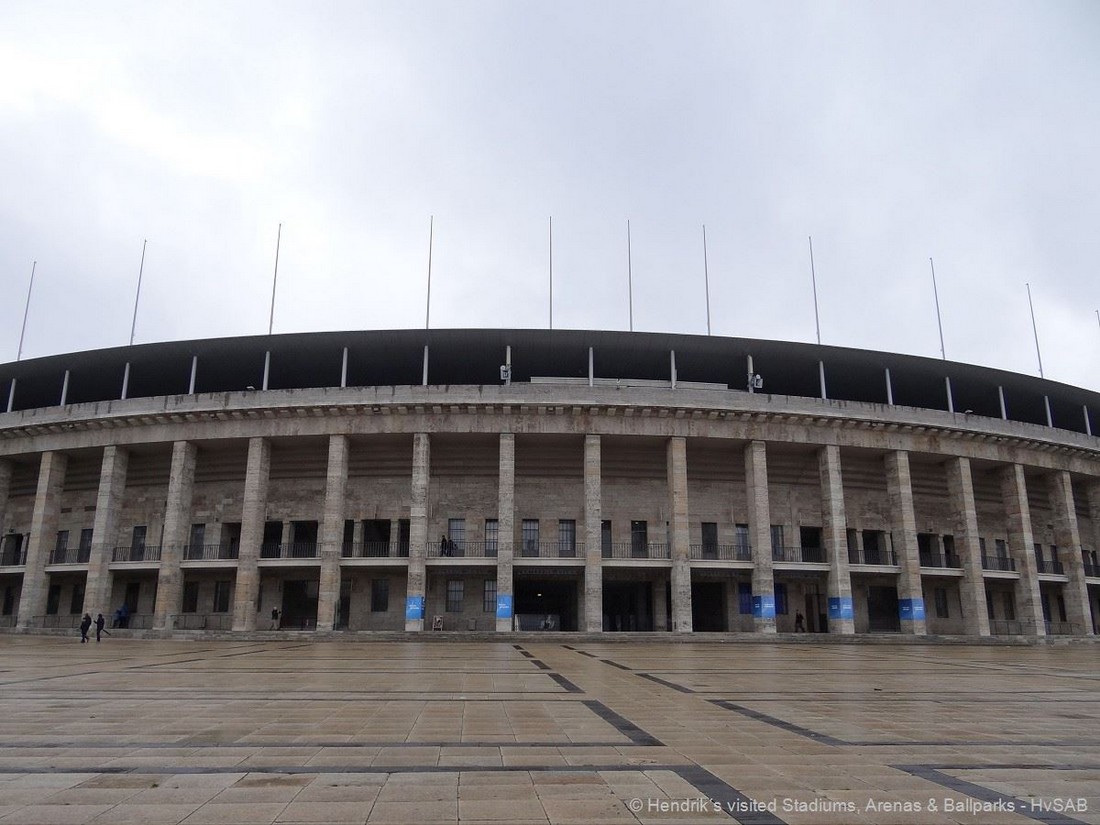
[[95, 613, 105, 642], [79, 613, 92, 644]]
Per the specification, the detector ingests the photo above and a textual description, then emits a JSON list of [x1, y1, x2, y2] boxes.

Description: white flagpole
[[1026, 282, 1044, 379], [930, 257, 946, 360], [703, 225, 711, 336], [549, 216, 553, 330], [17, 261, 36, 361], [425, 216, 434, 330], [129, 240, 147, 346], [627, 220, 633, 332], [268, 224, 282, 335], [808, 236, 821, 345]]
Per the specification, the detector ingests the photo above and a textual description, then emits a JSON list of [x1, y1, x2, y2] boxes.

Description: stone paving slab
[[0, 636, 1098, 824]]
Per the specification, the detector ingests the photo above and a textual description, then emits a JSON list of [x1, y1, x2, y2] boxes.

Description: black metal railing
[[184, 543, 239, 561], [690, 544, 752, 561], [772, 545, 826, 564], [1035, 558, 1064, 575], [1084, 562, 1100, 577], [517, 541, 583, 559], [980, 554, 1016, 572], [0, 549, 26, 566], [112, 545, 162, 563], [428, 540, 501, 558], [260, 542, 318, 559], [919, 550, 962, 569], [342, 541, 411, 559], [1045, 620, 1082, 635], [48, 547, 92, 565], [848, 548, 898, 566], [601, 542, 670, 560]]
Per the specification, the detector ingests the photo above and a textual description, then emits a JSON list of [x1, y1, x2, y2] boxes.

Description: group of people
[[78, 613, 106, 643], [439, 535, 459, 556]]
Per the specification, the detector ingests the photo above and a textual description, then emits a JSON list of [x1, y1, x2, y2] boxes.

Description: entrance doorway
[[691, 582, 726, 631], [603, 581, 653, 631], [281, 579, 319, 630], [514, 578, 578, 631], [867, 586, 900, 632]]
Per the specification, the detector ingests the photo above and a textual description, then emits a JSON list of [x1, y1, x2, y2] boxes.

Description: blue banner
[[828, 596, 854, 619], [753, 594, 776, 619], [899, 598, 925, 621], [405, 595, 425, 621], [496, 594, 513, 620]]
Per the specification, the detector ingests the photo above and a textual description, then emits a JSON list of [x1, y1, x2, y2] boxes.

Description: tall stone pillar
[[583, 435, 603, 632], [1049, 471, 1093, 635], [495, 434, 515, 631], [1001, 464, 1045, 636], [16, 452, 67, 628], [316, 435, 349, 632], [405, 432, 430, 631], [885, 451, 926, 634], [153, 441, 198, 629], [232, 437, 270, 632], [0, 460, 12, 534], [668, 437, 692, 632], [84, 447, 128, 617], [819, 445, 854, 634], [946, 457, 991, 636], [745, 440, 775, 633]]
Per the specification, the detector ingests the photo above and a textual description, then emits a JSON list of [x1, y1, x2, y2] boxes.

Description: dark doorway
[[336, 580, 351, 629], [867, 586, 900, 632], [514, 578, 578, 631], [281, 579, 319, 629], [691, 582, 726, 631], [603, 581, 653, 631], [398, 519, 411, 556], [262, 522, 283, 557], [804, 591, 827, 633], [363, 520, 391, 557]]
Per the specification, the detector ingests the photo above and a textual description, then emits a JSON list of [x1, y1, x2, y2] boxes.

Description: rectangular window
[[773, 582, 788, 615], [770, 525, 784, 556], [630, 521, 647, 557], [995, 539, 1008, 559], [483, 579, 497, 613], [558, 520, 576, 557], [189, 523, 206, 553], [735, 524, 750, 555], [55, 530, 69, 554], [601, 520, 612, 556], [371, 578, 390, 613], [522, 520, 539, 557], [934, 587, 949, 618], [446, 580, 464, 612], [213, 581, 231, 613], [738, 582, 753, 615], [78, 528, 93, 563], [701, 522, 718, 557], [69, 582, 84, 614], [182, 581, 199, 613], [448, 518, 466, 554], [484, 519, 498, 556]]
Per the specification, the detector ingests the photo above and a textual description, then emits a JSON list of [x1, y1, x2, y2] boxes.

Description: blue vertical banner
[[899, 598, 925, 621], [828, 596, 854, 620], [496, 594, 513, 620], [753, 594, 776, 619], [405, 595, 425, 621]]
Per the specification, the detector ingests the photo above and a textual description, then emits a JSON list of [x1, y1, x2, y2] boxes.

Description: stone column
[[653, 577, 668, 631], [1001, 464, 1045, 636], [745, 440, 775, 633], [153, 441, 198, 630], [1089, 481, 1100, 554], [16, 451, 67, 628], [496, 434, 515, 631], [668, 437, 692, 632], [0, 460, 11, 533], [945, 457, 990, 636], [583, 434, 603, 632], [819, 445, 854, 634], [405, 432, 430, 631], [232, 437, 270, 632], [83, 447, 128, 617], [1049, 471, 1093, 635], [316, 435, 349, 632], [885, 451, 926, 634]]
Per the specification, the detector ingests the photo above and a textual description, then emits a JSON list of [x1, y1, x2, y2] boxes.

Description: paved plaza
[[0, 637, 1097, 824]]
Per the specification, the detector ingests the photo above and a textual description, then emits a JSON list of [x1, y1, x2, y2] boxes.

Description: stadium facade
[[0, 328, 1097, 638]]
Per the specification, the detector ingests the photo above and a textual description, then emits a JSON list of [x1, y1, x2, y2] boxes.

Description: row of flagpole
[[11, 222, 1100, 383]]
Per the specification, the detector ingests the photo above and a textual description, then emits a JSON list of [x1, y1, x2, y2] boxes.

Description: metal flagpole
[[129, 240, 148, 346], [17, 261, 36, 361], [268, 224, 282, 335], [627, 220, 633, 332], [549, 216, 553, 330], [930, 257, 946, 359], [808, 236, 821, 345], [703, 225, 711, 336], [425, 216, 434, 329], [1026, 283, 1044, 379]]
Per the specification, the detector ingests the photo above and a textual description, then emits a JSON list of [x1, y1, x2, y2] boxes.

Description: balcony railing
[[772, 545, 826, 564], [518, 541, 583, 559], [47, 547, 92, 565], [1084, 562, 1100, 577], [428, 540, 499, 559], [175, 614, 233, 631], [260, 542, 318, 559], [1045, 620, 1082, 636], [601, 542, 670, 560], [919, 550, 961, 569], [0, 549, 26, 567], [1035, 559, 1065, 575], [690, 544, 752, 561], [980, 554, 1016, 572], [342, 541, 411, 559], [184, 543, 240, 561], [848, 548, 898, 566], [112, 545, 162, 563]]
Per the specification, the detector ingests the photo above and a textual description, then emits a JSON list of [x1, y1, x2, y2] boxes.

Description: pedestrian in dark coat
[[79, 613, 92, 644], [95, 613, 105, 642]]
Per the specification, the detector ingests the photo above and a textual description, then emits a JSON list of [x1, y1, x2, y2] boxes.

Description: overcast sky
[[2, 1, 1098, 391]]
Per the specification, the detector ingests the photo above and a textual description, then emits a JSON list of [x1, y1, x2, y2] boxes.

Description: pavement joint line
[[636, 672, 695, 693]]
